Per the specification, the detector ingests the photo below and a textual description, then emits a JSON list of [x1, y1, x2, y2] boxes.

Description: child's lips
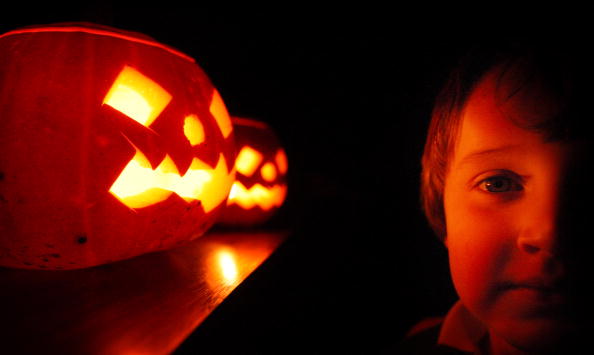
[[503, 278, 565, 292], [498, 277, 569, 310]]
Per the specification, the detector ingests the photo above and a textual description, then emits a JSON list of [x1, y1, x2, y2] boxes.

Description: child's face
[[443, 69, 584, 351]]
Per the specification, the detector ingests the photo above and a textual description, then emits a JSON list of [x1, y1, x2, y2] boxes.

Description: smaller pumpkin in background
[[218, 117, 288, 226]]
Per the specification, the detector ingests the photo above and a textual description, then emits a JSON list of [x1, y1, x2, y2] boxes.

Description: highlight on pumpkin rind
[[109, 150, 233, 212], [226, 181, 287, 211], [235, 146, 263, 177], [0, 25, 196, 63], [103, 66, 172, 127]]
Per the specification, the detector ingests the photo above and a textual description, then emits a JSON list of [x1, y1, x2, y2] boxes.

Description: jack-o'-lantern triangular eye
[[235, 146, 263, 177], [103, 66, 172, 127], [275, 149, 288, 175], [209, 89, 233, 138]]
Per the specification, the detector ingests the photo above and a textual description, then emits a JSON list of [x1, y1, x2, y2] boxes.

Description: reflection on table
[[0, 229, 287, 355]]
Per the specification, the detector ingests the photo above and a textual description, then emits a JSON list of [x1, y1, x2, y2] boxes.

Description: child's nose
[[517, 221, 559, 256], [516, 190, 563, 257], [516, 148, 594, 259]]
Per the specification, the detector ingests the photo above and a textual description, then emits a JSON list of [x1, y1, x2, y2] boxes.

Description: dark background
[[3, 4, 571, 354]]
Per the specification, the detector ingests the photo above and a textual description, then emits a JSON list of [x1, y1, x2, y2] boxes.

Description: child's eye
[[478, 175, 524, 193]]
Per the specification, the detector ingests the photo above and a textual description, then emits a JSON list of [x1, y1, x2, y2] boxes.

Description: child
[[401, 40, 594, 354]]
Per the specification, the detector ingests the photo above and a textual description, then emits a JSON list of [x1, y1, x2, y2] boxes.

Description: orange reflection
[[260, 162, 277, 182], [227, 181, 287, 210], [204, 232, 285, 298], [209, 89, 233, 139], [235, 146, 263, 177], [103, 66, 172, 127], [183, 114, 205, 146], [215, 249, 239, 286], [110, 151, 233, 212], [275, 149, 288, 175]]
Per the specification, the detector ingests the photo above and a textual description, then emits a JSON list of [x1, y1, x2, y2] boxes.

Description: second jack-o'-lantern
[[218, 117, 288, 226], [0, 23, 235, 269]]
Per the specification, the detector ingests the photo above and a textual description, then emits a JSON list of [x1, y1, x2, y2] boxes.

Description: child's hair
[[420, 38, 590, 239]]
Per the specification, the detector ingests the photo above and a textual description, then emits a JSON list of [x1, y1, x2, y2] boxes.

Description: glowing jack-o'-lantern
[[0, 23, 235, 270], [218, 117, 288, 226]]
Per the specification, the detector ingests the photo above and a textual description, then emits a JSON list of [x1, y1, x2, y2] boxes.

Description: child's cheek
[[446, 196, 519, 317]]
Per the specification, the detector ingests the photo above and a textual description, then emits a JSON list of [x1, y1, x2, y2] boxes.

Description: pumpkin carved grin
[[227, 181, 287, 211], [109, 146, 232, 211], [103, 65, 234, 211]]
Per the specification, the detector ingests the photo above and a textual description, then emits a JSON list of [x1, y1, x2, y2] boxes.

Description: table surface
[[0, 229, 288, 355]]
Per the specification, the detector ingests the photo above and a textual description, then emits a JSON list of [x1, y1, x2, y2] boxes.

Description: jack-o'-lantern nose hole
[[103, 66, 171, 127], [184, 114, 205, 146], [261, 162, 277, 182]]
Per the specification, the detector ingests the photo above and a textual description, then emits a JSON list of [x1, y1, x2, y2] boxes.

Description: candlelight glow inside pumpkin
[[218, 117, 288, 226], [109, 149, 231, 210], [103, 66, 172, 127], [227, 181, 287, 211], [104, 66, 233, 210], [0, 23, 236, 269], [184, 115, 205, 146]]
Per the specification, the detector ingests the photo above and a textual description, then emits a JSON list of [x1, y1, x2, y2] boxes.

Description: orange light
[[260, 162, 277, 182], [209, 89, 233, 139], [183, 114, 205, 146], [104, 67, 233, 211], [227, 181, 287, 211], [110, 152, 233, 212], [103, 66, 172, 127], [275, 149, 288, 175], [235, 146, 263, 177], [109, 148, 176, 208], [216, 249, 239, 286]]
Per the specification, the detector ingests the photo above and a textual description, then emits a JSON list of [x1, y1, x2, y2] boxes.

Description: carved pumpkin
[[218, 117, 288, 226], [0, 23, 235, 270]]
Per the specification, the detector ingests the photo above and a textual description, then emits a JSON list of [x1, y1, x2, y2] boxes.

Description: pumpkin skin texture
[[0, 23, 235, 270], [218, 117, 288, 226]]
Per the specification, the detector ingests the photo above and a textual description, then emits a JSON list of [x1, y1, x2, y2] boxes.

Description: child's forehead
[[472, 65, 564, 127], [453, 69, 560, 163]]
